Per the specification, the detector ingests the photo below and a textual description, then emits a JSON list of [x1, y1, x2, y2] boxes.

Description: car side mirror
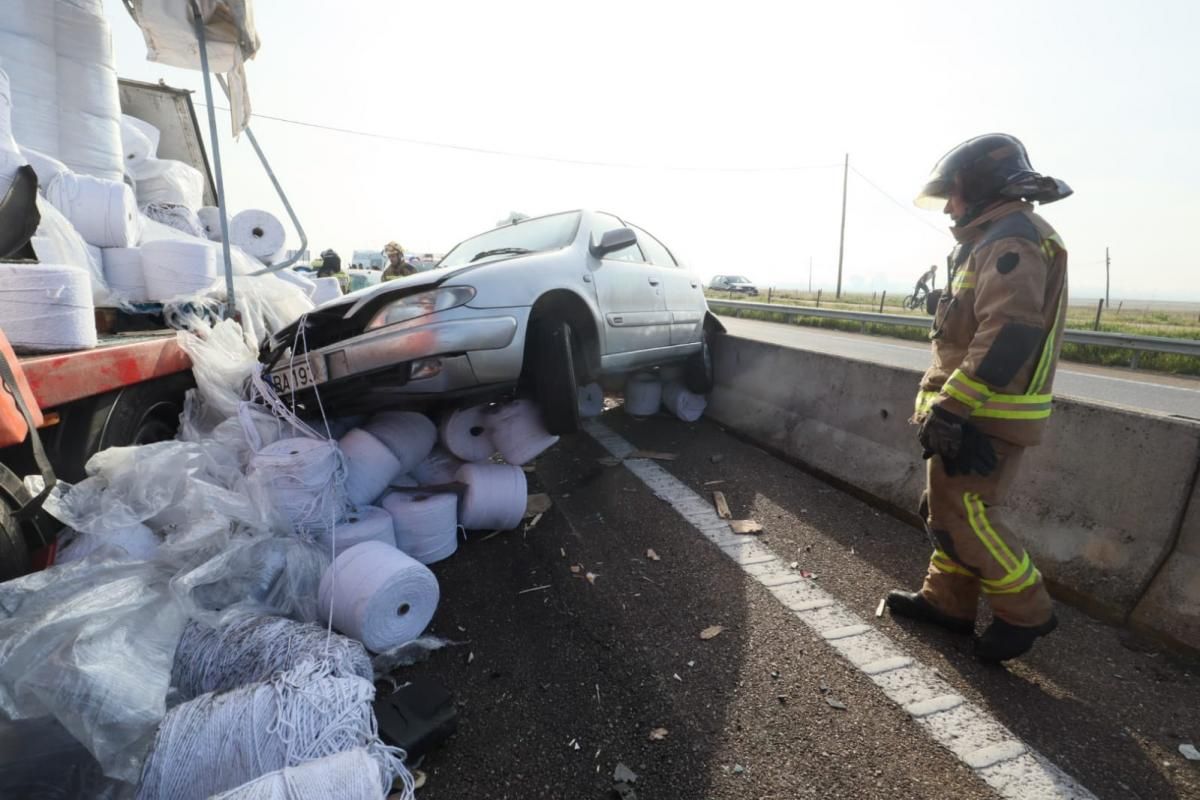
[[591, 227, 637, 258]]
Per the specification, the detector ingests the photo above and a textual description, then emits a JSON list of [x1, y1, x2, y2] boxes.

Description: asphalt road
[[402, 411, 1200, 800], [717, 316, 1200, 420]]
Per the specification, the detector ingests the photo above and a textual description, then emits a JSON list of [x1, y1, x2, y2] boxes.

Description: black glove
[[919, 405, 997, 477]]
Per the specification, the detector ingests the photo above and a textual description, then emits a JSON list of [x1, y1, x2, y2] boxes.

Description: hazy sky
[[105, 1, 1200, 300]]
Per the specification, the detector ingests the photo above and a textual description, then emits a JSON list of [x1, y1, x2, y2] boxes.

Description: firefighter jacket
[[915, 201, 1068, 447]]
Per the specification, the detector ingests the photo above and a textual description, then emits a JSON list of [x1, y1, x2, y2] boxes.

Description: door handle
[[648, 277, 660, 286]]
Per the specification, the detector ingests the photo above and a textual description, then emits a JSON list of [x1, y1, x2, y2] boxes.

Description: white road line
[[584, 418, 1097, 800]]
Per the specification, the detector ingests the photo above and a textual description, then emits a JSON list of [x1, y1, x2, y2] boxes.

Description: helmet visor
[[914, 170, 952, 210]]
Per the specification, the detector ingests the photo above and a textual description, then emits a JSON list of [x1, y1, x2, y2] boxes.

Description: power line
[[198, 103, 844, 173], [849, 165, 951, 239]]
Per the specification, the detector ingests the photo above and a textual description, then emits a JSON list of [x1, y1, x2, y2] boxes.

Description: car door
[[588, 212, 672, 354], [629, 224, 705, 346]]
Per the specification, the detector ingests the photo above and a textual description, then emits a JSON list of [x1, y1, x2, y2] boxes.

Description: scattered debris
[[597, 456, 622, 467], [467, 651, 475, 665], [800, 570, 817, 579], [703, 479, 725, 486], [875, 598, 886, 618], [518, 584, 552, 594], [699, 625, 724, 640], [777, 695, 788, 705], [770, 670, 780, 680], [712, 491, 732, 519], [649, 727, 669, 741], [613, 763, 639, 800], [412, 770, 428, 790], [521, 465, 536, 473], [570, 564, 583, 574], [646, 548, 661, 561], [560, 547, 566, 557], [1181, 743, 1200, 761], [825, 695, 848, 711], [673, 673, 682, 682], [789, 561, 799, 569], [524, 512, 544, 532], [596, 683, 602, 706], [628, 449, 678, 461], [686, 660, 695, 668], [477, 529, 506, 542], [585, 572, 598, 585], [730, 520, 763, 535], [732, 764, 745, 774], [525, 493, 553, 516], [710, 454, 725, 464]]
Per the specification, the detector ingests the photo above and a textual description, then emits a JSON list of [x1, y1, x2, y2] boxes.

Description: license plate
[[269, 355, 326, 394]]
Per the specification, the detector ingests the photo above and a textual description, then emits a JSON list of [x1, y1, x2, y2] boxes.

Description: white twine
[[135, 660, 412, 800], [249, 437, 349, 535], [140, 238, 218, 302], [309, 276, 342, 305], [317, 505, 396, 556], [0, 262, 96, 351], [624, 372, 662, 416], [661, 379, 708, 422], [43, 170, 141, 248], [455, 463, 527, 531], [485, 399, 559, 466], [363, 411, 437, 475], [207, 748, 392, 800], [317, 541, 439, 654], [171, 614, 373, 702], [577, 382, 604, 417], [101, 246, 148, 303], [230, 209, 287, 261], [381, 491, 457, 565], [196, 206, 223, 241], [141, 201, 206, 239], [439, 405, 496, 462], [411, 446, 463, 487], [339, 428, 405, 507]]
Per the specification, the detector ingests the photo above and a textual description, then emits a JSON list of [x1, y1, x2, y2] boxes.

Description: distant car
[[709, 275, 759, 296], [260, 210, 723, 434]]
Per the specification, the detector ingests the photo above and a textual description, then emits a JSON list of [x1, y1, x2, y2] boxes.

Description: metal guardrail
[[708, 299, 1200, 359]]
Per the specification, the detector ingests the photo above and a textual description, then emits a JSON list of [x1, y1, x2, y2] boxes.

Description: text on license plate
[[270, 358, 324, 393]]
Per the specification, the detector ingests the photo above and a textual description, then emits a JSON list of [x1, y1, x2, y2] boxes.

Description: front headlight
[[365, 286, 476, 331]]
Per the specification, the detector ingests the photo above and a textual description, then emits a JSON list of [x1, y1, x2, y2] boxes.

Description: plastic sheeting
[[131, 158, 204, 210]]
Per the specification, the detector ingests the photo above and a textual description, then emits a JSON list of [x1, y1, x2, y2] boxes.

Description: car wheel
[[684, 330, 715, 394], [534, 320, 581, 436]]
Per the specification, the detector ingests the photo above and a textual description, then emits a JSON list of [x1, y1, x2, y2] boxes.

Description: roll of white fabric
[[455, 463, 527, 531], [207, 748, 390, 800], [248, 437, 348, 535], [0, 263, 96, 351], [412, 447, 464, 487], [131, 158, 204, 209], [140, 238, 218, 301], [196, 205, 222, 241], [273, 267, 316, 298], [339, 428, 405, 507], [119, 114, 157, 169], [439, 405, 496, 462], [0, 30, 59, 160], [486, 399, 559, 466], [43, 171, 141, 248], [318, 505, 396, 556], [364, 411, 437, 474], [101, 247, 147, 303], [577, 382, 604, 418], [18, 145, 67, 189], [381, 491, 458, 564], [624, 373, 662, 417], [310, 276, 343, 305], [141, 201, 206, 239], [661, 380, 708, 422], [229, 209, 286, 261], [318, 540, 440, 653]]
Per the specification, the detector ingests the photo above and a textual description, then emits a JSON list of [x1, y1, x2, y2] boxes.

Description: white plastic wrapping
[[310, 275, 342, 305], [19, 144, 68, 189], [32, 195, 110, 304], [131, 158, 205, 209], [577, 381, 604, 417], [120, 114, 159, 169], [273, 266, 316, 298], [44, 171, 142, 248]]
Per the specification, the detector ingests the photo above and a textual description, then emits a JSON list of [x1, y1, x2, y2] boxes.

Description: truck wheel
[[684, 331, 715, 394], [533, 320, 580, 436]]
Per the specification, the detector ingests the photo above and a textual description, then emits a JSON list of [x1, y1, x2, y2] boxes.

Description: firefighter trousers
[[918, 437, 1054, 627]]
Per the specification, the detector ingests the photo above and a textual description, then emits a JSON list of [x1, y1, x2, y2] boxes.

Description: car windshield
[[440, 211, 582, 268], [728, 276, 752, 283]]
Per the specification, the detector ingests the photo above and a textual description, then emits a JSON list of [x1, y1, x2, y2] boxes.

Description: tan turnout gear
[[912, 200, 1067, 627]]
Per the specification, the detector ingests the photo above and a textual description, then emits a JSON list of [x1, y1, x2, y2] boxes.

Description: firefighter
[[381, 241, 416, 281], [886, 134, 1073, 663], [317, 248, 350, 293]]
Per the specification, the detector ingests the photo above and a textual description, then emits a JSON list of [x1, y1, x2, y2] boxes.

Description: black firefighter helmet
[[914, 134, 1072, 213]]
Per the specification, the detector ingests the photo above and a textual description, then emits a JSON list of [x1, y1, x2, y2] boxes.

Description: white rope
[[661, 379, 708, 422], [135, 660, 412, 800], [43, 170, 141, 248], [230, 209, 286, 262], [207, 748, 391, 800], [140, 239, 218, 302], [171, 614, 373, 702], [624, 372, 662, 416], [317, 541, 439, 654], [101, 246, 148, 303], [363, 411, 437, 474], [249, 437, 348, 535], [316, 505, 395, 556], [577, 381, 604, 417], [411, 446, 463, 487], [141, 201, 206, 239], [438, 404, 496, 462], [381, 491, 457, 564], [485, 399, 559, 466], [339, 428, 405, 507], [0, 262, 96, 351], [455, 463, 527, 531]]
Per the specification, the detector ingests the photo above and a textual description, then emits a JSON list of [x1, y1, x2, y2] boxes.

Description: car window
[[592, 212, 645, 263], [440, 211, 582, 268], [629, 224, 677, 267]]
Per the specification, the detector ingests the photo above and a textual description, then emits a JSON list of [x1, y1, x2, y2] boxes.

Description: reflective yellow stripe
[[983, 567, 1041, 595], [963, 493, 1019, 573], [931, 549, 974, 577], [915, 390, 939, 416], [949, 369, 992, 397], [975, 391, 1053, 420], [1030, 289, 1066, 395], [953, 269, 976, 292], [944, 368, 992, 411], [943, 383, 982, 410]]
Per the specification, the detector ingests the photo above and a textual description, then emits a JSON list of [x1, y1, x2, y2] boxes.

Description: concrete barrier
[[1130, 477, 1200, 650], [709, 334, 1200, 648]]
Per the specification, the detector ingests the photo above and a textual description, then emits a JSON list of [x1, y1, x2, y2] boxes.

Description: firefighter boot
[[974, 615, 1058, 663], [886, 590, 975, 635]]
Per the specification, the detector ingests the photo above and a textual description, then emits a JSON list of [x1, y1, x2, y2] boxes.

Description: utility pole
[[1105, 247, 1111, 308], [808, 256, 813, 294], [836, 153, 848, 299]]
